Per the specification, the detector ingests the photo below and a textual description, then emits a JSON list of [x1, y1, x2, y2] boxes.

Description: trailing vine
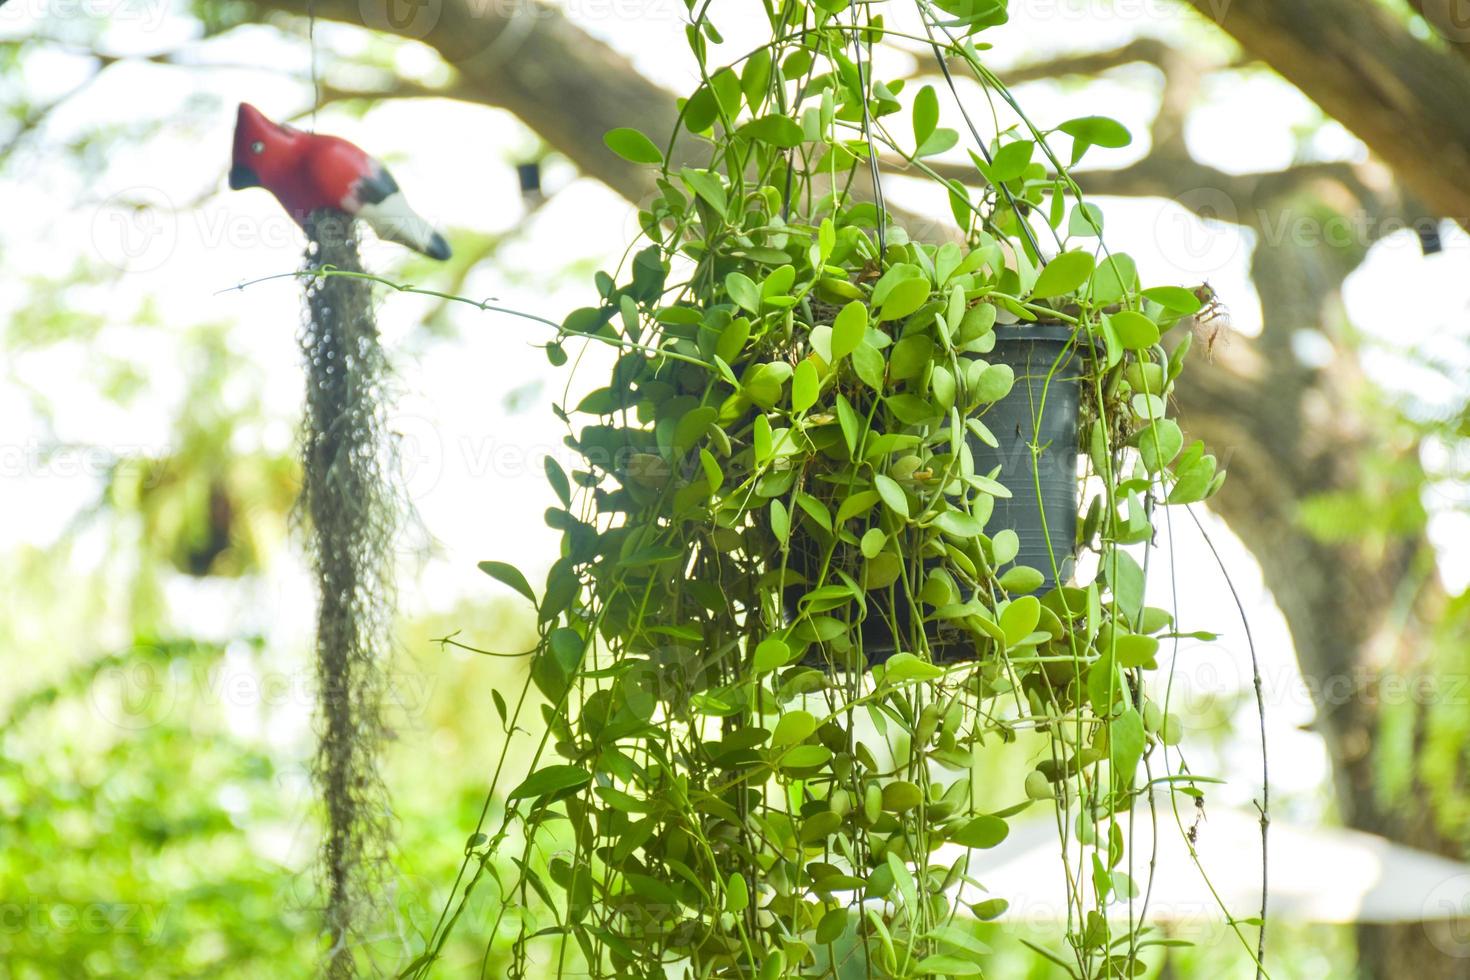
[[402, 1, 1260, 977]]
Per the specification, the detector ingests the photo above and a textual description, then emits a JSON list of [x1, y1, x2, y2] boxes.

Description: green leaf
[[990, 140, 1034, 182], [1142, 285, 1203, 314], [700, 449, 725, 493], [874, 474, 910, 519], [739, 114, 805, 148], [835, 393, 861, 456], [889, 335, 933, 380], [762, 263, 796, 298], [478, 560, 536, 605], [860, 527, 887, 559], [1031, 250, 1096, 299], [1110, 310, 1160, 350], [792, 496, 831, 537], [999, 596, 1040, 647], [770, 497, 790, 543], [863, 552, 903, 590], [1059, 115, 1133, 148], [974, 363, 1014, 403], [716, 316, 751, 363], [740, 48, 772, 111], [792, 358, 819, 412], [971, 897, 1009, 920], [925, 921, 992, 956], [999, 565, 1045, 594], [934, 509, 984, 538], [594, 785, 647, 813], [603, 127, 663, 164], [916, 128, 959, 158], [778, 744, 832, 770], [871, 263, 922, 307], [753, 413, 773, 462], [931, 363, 956, 411], [818, 217, 836, 262], [710, 67, 742, 119], [831, 301, 868, 362], [1111, 870, 1140, 899], [851, 342, 886, 389], [887, 393, 938, 424], [884, 652, 944, 683], [626, 871, 679, 905], [835, 490, 881, 525], [544, 457, 571, 507], [1138, 419, 1183, 473], [507, 765, 590, 802], [950, 814, 1009, 848], [725, 271, 761, 314], [991, 528, 1019, 565], [771, 710, 817, 747], [1111, 707, 1146, 788], [932, 0, 1009, 31], [1091, 253, 1139, 307], [683, 83, 719, 133], [1169, 451, 1220, 504], [754, 636, 793, 674], [1116, 633, 1160, 668], [681, 167, 728, 216], [1105, 548, 1146, 621], [880, 278, 931, 321], [816, 908, 848, 945], [882, 780, 926, 813], [913, 84, 939, 147], [916, 955, 983, 975], [725, 872, 749, 913], [1069, 202, 1105, 237]]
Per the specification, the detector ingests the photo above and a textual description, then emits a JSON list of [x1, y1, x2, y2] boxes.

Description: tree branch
[[909, 36, 1175, 83], [246, 0, 689, 204], [1181, 0, 1470, 224], [899, 151, 1403, 233]]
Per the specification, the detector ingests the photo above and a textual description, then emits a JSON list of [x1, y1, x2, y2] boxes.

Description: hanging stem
[[299, 209, 400, 978]]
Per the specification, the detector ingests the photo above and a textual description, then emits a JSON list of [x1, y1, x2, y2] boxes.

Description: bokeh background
[[3, 0, 1469, 975]]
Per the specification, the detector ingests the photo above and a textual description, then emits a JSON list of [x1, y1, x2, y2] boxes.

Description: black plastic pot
[[973, 322, 1091, 592], [787, 321, 1091, 667]]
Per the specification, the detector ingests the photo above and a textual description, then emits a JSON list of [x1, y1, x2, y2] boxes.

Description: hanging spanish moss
[[298, 209, 399, 978]]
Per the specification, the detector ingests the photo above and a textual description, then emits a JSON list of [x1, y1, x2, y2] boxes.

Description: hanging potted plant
[[420, 1, 1247, 977]]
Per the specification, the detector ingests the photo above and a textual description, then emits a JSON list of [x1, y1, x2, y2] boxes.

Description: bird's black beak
[[228, 165, 259, 190]]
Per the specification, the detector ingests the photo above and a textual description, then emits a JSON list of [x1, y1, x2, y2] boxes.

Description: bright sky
[[4, 0, 1469, 848]]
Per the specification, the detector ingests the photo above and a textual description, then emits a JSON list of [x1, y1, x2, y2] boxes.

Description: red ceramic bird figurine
[[228, 102, 451, 260]]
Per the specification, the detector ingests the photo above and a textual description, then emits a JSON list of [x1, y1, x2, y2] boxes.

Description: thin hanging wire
[[1185, 502, 1269, 977], [914, 1, 1052, 262], [850, 11, 888, 261], [308, 0, 320, 131]]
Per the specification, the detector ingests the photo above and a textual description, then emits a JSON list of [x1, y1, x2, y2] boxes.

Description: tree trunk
[[1170, 195, 1462, 977]]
